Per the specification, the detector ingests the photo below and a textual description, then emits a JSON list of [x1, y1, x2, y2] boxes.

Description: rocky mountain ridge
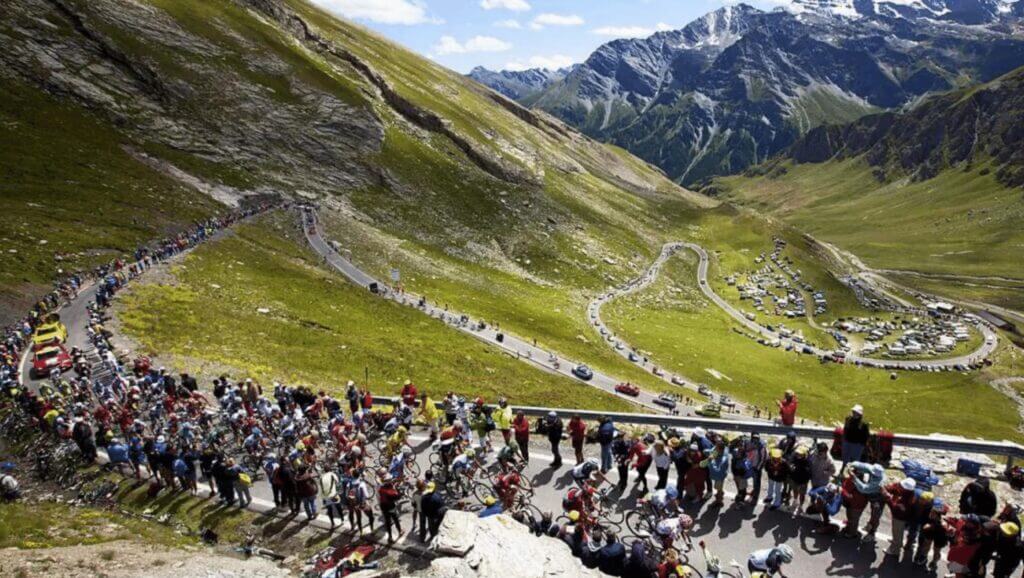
[[470, 2, 1024, 185]]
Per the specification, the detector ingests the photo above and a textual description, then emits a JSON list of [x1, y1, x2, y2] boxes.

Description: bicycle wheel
[[406, 459, 421, 477], [625, 510, 654, 537], [472, 481, 495, 505]]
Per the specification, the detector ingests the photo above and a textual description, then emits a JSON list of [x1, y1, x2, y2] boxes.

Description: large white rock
[[424, 512, 602, 578]]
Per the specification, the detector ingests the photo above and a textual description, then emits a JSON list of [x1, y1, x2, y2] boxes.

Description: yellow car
[[32, 321, 68, 348]]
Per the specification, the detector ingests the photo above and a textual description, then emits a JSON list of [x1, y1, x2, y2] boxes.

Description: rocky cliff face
[[470, 2, 1024, 185], [786, 65, 1024, 186]]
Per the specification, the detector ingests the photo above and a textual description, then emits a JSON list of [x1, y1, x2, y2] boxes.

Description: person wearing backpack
[[319, 467, 342, 529]]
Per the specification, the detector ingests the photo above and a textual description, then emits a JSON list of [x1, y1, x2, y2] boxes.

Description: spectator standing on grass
[[777, 389, 798, 427], [841, 405, 869, 473], [569, 414, 587, 465], [545, 412, 563, 468], [345, 381, 359, 415]]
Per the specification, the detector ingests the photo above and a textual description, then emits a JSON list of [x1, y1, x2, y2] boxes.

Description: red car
[[31, 344, 73, 379], [615, 382, 640, 397]]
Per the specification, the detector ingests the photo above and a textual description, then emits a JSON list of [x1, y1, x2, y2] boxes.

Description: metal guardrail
[[373, 396, 1024, 467]]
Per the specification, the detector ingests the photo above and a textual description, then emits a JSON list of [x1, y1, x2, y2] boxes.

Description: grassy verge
[[115, 213, 634, 411], [603, 249, 1024, 441], [0, 500, 191, 550]]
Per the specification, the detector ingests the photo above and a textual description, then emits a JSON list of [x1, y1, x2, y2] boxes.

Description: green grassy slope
[[714, 159, 1024, 297], [116, 213, 635, 411]]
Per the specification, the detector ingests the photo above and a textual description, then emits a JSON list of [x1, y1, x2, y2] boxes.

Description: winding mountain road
[[590, 241, 999, 380]]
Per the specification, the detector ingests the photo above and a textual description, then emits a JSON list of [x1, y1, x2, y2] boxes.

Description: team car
[[32, 321, 68, 348], [614, 383, 640, 397], [31, 344, 73, 378]]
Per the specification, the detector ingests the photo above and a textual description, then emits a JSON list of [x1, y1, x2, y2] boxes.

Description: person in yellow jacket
[[494, 397, 513, 444], [418, 393, 441, 440]]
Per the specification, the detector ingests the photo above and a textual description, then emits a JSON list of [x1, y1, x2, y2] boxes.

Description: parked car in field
[[32, 344, 73, 378], [572, 364, 594, 381], [615, 383, 640, 397]]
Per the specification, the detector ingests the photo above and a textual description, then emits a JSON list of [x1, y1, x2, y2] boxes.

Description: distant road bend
[[591, 242, 999, 373]]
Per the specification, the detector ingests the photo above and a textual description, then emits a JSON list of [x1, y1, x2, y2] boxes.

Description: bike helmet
[[585, 457, 599, 468], [665, 486, 679, 500], [1002, 522, 1021, 537], [776, 544, 794, 563], [397, 426, 407, 435], [465, 448, 476, 458], [402, 446, 413, 456], [351, 446, 362, 456], [568, 510, 580, 522]]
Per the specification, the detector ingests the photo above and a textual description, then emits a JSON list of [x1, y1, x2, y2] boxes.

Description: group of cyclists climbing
[[9, 203, 1024, 578]]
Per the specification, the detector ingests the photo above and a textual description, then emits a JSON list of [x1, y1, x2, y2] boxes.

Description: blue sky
[[310, 1, 789, 73]]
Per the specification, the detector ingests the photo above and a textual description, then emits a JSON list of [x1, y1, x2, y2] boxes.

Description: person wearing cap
[[809, 441, 836, 492], [545, 411, 564, 469], [849, 461, 885, 541], [992, 520, 1024, 578], [743, 433, 767, 505], [841, 405, 870, 474], [915, 497, 949, 568], [764, 447, 790, 510], [420, 481, 447, 542], [682, 443, 707, 501], [808, 482, 843, 533], [777, 389, 798, 427], [787, 445, 812, 515], [705, 439, 730, 506], [883, 477, 918, 556]]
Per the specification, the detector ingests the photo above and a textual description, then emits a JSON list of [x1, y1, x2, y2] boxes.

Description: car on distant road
[[31, 344, 73, 378], [615, 383, 640, 397], [670, 376, 684, 386], [652, 366, 664, 377], [697, 384, 711, 396], [628, 352, 640, 362], [653, 394, 677, 410], [572, 364, 594, 381], [719, 395, 736, 409], [695, 403, 721, 418], [32, 321, 68, 348]]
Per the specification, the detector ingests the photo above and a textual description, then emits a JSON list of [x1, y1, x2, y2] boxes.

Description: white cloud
[[480, 0, 531, 11], [504, 54, 575, 71], [591, 22, 673, 38], [317, 0, 439, 25], [434, 35, 512, 55], [494, 19, 522, 29], [529, 13, 584, 30]]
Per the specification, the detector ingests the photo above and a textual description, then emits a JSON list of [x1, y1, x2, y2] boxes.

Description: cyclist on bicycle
[[383, 425, 409, 458], [496, 439, 522, 472], [571, 457, 608, 489], [655, 513, 695, 552], [450, 447, 477, 478], [494, 470, 523, 510], [747, 544, 794, 577], [649, 485, 681, 517], [562, 485, 598, 520], [388, 446, 414, 480]]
